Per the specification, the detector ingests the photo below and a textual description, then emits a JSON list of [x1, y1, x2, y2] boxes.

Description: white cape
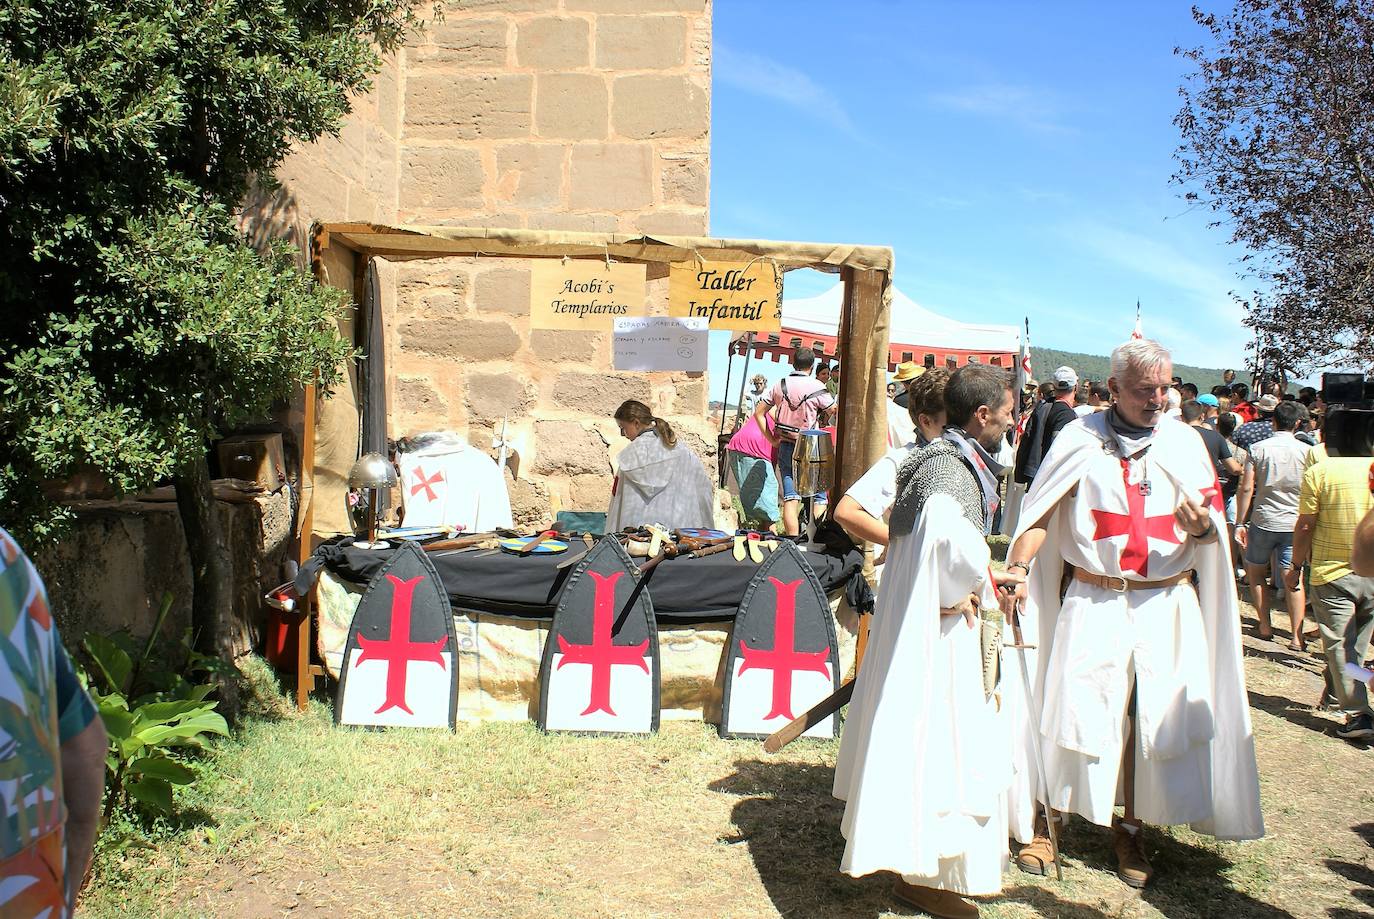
[[1011, 414, 1264, 841], [833, 495, 1009, 894], [399, 432, 513, 532], [607, 430, 715, 531]]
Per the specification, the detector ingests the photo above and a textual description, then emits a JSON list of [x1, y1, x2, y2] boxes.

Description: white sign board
[[612, 317, 708, 372]]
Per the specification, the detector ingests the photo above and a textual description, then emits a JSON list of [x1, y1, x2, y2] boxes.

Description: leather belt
[[1072, 568, 1195, 593]]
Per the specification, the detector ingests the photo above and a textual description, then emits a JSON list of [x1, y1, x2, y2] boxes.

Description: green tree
[[1175, 0, 1374, 373], [0, 1, 425, 708]]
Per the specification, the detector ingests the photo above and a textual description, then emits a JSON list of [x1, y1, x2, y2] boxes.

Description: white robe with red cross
[[1011, 413, 1263, 840], [399, 434, 513, 533]]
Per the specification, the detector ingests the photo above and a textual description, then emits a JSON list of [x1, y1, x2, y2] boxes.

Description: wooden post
[[831, 268, 889, 501], [832, 267, 892, 585], [291, 223, 329, 711]]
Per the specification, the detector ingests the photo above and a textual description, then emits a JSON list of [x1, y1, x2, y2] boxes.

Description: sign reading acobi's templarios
[[529, 259, 647, 330], [668, 261, 782, 332]]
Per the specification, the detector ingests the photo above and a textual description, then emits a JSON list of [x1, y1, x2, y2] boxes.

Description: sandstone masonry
[[242, 0, 717, 530]]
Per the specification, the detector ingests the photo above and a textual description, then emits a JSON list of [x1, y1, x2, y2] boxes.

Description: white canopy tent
[[732, 283, 1020, 372]]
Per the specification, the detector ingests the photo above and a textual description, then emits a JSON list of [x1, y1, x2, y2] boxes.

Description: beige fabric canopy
[[320, 223, 894, 275]]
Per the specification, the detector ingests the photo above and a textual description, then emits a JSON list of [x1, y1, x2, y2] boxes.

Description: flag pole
[[1012, 317, 1031, 450]]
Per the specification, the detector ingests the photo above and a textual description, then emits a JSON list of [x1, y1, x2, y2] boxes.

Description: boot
[[892, 878, 979, 918], [1112, 819, 1153, 888], [1014, 813, 1059, 875]]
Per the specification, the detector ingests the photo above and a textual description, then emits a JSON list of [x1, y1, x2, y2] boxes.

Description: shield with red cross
[[335, 541, 457, 729], [538, 537, 659, 734], [720, 541, 839, 739]]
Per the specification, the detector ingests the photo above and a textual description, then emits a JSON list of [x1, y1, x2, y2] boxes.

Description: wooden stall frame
[[290, 223, 895, 710]]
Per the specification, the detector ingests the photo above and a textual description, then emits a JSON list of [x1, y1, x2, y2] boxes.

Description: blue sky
[[706, 1, 1252, 401]]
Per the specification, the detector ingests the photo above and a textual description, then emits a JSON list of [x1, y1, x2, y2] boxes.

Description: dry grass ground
[[82, 600, 1372, 919]]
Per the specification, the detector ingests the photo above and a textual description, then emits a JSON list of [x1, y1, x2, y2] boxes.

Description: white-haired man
[[1000, 339, 1263, 888]]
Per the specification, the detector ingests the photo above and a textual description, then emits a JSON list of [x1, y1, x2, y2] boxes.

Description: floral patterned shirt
[[0, 528, 99, 918]]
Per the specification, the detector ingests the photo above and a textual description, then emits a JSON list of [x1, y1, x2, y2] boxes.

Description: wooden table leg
[[294, 595, 314, 711], [853, 609, 871, 676]]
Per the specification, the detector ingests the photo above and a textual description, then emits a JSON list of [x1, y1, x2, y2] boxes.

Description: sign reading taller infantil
[[668, 260, 782, 333], [529, 260, 648, 330]]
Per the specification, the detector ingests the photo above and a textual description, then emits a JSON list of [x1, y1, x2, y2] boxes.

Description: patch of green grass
[[81, 611, 1374, 919]]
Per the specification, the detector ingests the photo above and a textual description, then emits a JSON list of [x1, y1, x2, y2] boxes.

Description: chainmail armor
[[888, 439, 986, 538]]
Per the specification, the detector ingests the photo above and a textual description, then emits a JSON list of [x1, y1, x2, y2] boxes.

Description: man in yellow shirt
[[1288, 456, 1374, 741]]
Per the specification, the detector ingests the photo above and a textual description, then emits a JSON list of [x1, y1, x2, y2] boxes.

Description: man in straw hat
[[888, 361, 924, 447], [999, 338, 1263, 888]]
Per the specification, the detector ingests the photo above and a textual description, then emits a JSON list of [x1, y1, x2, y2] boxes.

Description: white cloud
[[1059, 219, 1249, 367], [715, 45, 859, 136], [928, 82, 1074, 135], [1065, 220, 1243, 322]]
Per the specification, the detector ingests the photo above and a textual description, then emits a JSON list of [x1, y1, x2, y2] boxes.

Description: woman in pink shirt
[[727, 413, 779, 527]]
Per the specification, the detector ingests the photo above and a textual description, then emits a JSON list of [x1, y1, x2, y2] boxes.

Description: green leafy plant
[[81, 593, 228, 817], [0, 0, 431, 714]]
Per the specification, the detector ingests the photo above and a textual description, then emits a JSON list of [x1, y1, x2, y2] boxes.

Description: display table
[[301, 538, 866, 723]]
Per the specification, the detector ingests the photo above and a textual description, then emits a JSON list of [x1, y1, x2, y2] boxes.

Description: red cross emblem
[[410, 466, 444, 502], [556, 571, 650, 717], [738, 578, 831, 721], [355, 574, 449, 715], [1090, 459, 1180, 577]]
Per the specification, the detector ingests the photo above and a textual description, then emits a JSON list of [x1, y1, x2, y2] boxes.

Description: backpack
[[773, 377, 831, 438]]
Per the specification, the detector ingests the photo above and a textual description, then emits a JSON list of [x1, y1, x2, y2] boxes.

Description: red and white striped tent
[[731, 283, 1019, 372]]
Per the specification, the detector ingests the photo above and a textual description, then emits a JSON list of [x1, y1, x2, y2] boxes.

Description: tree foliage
[[0, 1, 424, 539], [1175, 0, 1374, 373]]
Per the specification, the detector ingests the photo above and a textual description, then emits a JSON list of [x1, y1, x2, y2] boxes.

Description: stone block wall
[[397, 0, 711, 235], [240, 54, 404, 253], [39, 491, 294, 653], [385, 257, 720, 527], [240, 0, 717, 530]]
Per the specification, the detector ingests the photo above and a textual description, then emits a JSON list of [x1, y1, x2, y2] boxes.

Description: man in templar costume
[[1002, 339, 1264, 888], [834, 364, 1021, 919]]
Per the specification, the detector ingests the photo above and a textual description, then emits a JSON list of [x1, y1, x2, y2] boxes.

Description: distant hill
[[1031, 347, 1229, 393]]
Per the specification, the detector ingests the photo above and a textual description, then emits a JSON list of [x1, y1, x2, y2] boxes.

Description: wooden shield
[[335, 541, 457, 729], [720, 541, 839, 739], [538, 537, 659, 734]]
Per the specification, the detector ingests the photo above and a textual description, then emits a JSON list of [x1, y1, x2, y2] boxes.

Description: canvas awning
[[732, 284, 1019, 372], [318, 223, 894, 274]]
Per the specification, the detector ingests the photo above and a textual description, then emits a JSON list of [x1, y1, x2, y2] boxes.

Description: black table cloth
[[302, 537, 863, 624]]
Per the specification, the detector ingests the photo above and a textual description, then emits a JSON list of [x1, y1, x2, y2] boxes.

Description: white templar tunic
[[1013, 413, 1263, 840], [834, 495, 1009, 895], [399, 433, 513, 533]]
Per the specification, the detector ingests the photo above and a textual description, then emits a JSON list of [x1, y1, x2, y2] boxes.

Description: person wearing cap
[[1013, 366, 1078, 487], [1197, 392, 1221, 426], [1233, 393, 1280, 452]]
